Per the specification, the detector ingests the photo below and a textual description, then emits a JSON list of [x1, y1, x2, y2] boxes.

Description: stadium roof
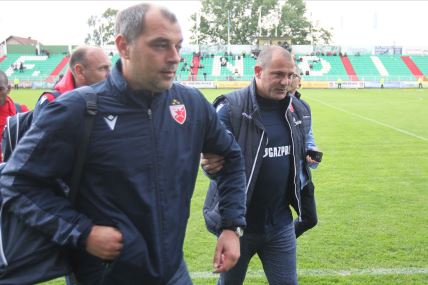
[[4, 35, 40, 45]]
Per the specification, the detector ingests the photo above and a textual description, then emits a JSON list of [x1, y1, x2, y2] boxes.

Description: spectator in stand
[[221, 56, 228, 67], [0, 70, 28, 162], [19, 62, 24, 73], [234, 69, 240, 78]]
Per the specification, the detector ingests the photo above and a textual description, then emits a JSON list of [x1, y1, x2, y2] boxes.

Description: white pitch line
[[310, 97, 428, 143], [190, 267, 428, 279]]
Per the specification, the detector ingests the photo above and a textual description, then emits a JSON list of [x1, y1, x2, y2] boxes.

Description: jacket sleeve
[[301, 99, 319, 169], [0, 93, 93, 248], [32, 92, 58, 119], [200, 95, 246, 229]]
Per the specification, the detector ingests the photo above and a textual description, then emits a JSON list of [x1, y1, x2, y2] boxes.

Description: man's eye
[[155, 43, 168, 49]]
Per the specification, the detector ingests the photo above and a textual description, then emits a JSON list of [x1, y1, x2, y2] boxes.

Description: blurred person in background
[[0, 70, 28, 162]]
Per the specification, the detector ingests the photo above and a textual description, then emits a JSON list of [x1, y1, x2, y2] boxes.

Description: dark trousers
[[294, 181, 318, 238], [68, 259, 192, 285], [218, 223, 297, 285]]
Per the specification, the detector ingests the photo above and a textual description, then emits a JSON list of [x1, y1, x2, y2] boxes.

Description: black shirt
[[245, 95, 293, 234]]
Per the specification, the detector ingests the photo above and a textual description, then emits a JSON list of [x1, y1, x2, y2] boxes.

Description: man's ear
[[254, 65, 262, 79], [115, 35, 130, 59], [74, 64, 84, 78]]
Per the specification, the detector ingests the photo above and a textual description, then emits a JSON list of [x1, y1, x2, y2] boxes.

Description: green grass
[[8, 88, 42, 110], [13, 88, 427, 285]]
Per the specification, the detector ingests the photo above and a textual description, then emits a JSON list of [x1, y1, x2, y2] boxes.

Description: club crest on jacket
[[169, 99, 186, 125]]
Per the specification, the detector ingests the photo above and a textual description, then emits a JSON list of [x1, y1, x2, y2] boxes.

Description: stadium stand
[[377, 55, 414, 81], [401, 56, 425, 79], [176, 53, 192, 81], [340, 56, 358, 81], [0, 49, 427, 86], [348, 55, 382, 81], [0, 54, 66, 82], [298, 55, 349, 81], [410, 56, 428, 80]]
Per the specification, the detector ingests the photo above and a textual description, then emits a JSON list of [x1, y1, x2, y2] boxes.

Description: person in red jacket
[[0, 70, 28, 162], [36, 46, 111, 109]]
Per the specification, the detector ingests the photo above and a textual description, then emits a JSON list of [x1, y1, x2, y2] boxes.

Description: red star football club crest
[[169, 104, 187, 125], [289, 104, 294, 113]]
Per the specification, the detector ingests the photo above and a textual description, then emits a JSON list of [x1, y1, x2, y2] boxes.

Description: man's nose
[[281, 76, 291, 86], [168, 47, 181, 64]]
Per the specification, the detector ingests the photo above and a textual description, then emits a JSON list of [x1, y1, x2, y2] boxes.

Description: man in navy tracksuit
[[0, 4, 246, 284], [203, 46, 312, 284]]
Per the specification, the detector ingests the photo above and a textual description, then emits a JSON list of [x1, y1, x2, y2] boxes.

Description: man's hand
[[201, 153, 225, 175], [213, 230, 240, 273], [85, 225, 123, 260], [306, 155, 317, 164]]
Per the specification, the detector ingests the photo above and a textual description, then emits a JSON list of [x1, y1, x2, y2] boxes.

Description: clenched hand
[[86, 225, 123, 260]]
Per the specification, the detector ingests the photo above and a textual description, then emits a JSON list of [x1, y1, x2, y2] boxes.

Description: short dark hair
[[115, 3, 177, 44], [256, 46, 292, 68]]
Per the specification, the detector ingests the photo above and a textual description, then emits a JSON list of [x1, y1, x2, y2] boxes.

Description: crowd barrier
[[11, 80, 425, 90], [181, 80, 424, 89]]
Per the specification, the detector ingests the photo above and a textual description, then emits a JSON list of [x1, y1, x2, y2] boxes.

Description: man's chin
[[273, 93, 287, 100], [152, 80, 174, 93]]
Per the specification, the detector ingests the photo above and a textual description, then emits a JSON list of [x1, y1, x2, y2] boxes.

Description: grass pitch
[[10, 88, 428, 284]]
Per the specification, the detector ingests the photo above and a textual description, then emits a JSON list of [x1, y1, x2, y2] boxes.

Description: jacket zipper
[[147, 107, 165, 276], [246, 131, 265, 194], [0, 203, 8, 266], [285, 99, 302, 222]]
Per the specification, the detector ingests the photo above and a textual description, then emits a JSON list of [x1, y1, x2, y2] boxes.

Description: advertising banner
[[327, 81, 365, 89], [180, 81, 216, 89], [216, 81, 251, 89], [301, 81, 329, 89]]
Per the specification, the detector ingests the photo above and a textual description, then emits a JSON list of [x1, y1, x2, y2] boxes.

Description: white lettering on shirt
[[263, 145, 291, 158]]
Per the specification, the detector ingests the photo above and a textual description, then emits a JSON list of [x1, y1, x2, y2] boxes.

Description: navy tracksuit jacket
[[0, 60, 246, 284]]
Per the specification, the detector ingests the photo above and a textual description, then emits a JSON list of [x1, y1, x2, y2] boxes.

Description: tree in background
[[278, 0, 331, 45], [190, 0, 277, 45], [190, 0, 332, 45], [85, 8, 118, 46]]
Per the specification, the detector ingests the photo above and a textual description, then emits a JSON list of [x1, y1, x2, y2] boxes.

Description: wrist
[[222, 226, 244, 238]]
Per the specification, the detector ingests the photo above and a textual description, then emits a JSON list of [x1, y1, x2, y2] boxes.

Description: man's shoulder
[[218, 85, 251, 106], [169, 82, 208, 107], [291, 96, 311, 114]]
